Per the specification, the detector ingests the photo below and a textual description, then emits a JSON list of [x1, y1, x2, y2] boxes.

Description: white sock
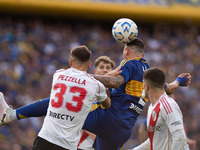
[[8, 110, 17, 122]]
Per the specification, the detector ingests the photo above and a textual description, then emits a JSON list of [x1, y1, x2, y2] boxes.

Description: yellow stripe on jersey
[[120, 60, 128, 66], [18, 114, 28, 119], [125, 80, 148, 103], [32, 99, 43, 104], [134, 57, 140, 61], [143, 97, 148, 102], [90, 103, 105, 112], [120, 57, 147, 66], [142, 60, 146, 63]]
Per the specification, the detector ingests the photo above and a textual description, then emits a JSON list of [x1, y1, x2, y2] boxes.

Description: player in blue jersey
[[82, 38, 190, 150], [0, 38, 191, 150]]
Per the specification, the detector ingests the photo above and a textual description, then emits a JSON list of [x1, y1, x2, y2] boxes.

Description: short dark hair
[[70, 45, 91, 62], [95, 56, 115, 69], [126, 38, 145, 54], [143, 67, 165, 89]]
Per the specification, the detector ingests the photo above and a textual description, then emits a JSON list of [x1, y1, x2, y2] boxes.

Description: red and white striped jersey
[[38, 68, 107, 150], [146, 92, 189, 150]]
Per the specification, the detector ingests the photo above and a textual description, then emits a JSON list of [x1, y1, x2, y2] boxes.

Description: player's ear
[[126, 47, 131, 54], [146, 82, 150, 90], [69, 59, 72, 67], [143, 80, 149, 90], [142, 53, 144, 58], [123, 47, 128, 59], [88, 61, 92, 69]]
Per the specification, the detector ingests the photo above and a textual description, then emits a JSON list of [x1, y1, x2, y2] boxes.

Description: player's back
[[109, 58, 150, 128], [38, 68, 106, 150]]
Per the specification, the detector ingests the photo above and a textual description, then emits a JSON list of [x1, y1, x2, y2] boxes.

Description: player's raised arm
[[92, 74, 125, 89], [165, 73, 191, 95], [92, 65, 124, 88]]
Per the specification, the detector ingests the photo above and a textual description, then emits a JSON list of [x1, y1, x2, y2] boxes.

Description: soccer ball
[[112, 18, 138, 44]]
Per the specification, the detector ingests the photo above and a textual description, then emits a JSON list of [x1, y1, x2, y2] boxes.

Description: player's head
[[69, 45, 92, 71], [143, 67, 165, 98], [123, 38, 145, 59], [94, 56, 115, 75]]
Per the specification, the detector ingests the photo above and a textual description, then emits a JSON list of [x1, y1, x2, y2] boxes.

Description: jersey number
[[51, 83, 87, 112]]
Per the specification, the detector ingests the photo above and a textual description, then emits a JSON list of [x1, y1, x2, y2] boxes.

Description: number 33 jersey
[[38, 68, 107, 150]]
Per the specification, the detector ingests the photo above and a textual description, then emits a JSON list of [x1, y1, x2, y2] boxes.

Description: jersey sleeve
[[120, 61, 134, 84], [171, 129, 189, 150], [95, 81, 108, 103], [133, 138, 150, 150], [161, 101, 184, 133]]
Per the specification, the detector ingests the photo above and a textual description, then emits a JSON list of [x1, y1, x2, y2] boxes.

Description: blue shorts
[[82, 105, 132, 150]]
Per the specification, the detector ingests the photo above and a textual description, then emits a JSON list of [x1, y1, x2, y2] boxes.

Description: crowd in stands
[[0, 17, 199, 150], [91, 0, 199, 6]]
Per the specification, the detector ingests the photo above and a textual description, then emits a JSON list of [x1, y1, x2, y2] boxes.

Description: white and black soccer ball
[[112, 18, 138, 44]]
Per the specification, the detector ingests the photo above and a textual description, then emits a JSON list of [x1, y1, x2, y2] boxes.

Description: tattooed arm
[[91, 65, 124, 88], [92, 74, 125, 89]]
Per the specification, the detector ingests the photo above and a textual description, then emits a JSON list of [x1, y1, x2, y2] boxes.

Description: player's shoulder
[[84, 73, 104, 86], [120, 59, 135, 66], [120, 57, 147, 66], [52, 69, 67, 76], [55, 69, 66, 73], [159, 94, 179, 115]]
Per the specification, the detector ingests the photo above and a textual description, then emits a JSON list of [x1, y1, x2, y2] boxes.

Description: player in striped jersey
[[131, 68, 189, 150], [137, 101, 196, 149], [35, 45, 112, 150]]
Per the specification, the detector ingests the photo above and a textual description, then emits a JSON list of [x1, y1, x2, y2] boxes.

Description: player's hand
[[105, 65, 122, 77], [176, 73, 191, 86], [187, 138, 196, 149]]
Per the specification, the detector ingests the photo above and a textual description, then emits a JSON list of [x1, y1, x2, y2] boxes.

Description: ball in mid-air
[[112, 18, 138, 44]]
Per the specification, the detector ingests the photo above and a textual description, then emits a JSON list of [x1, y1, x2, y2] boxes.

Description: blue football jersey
[[109, 57, 150, 128]]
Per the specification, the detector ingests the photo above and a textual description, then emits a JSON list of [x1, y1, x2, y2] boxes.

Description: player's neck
[[149, 89, 165, 106], [127, 54, 142, 60], [71, 65, 88, 72]]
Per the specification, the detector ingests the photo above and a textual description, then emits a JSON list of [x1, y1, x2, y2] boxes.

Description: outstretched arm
[[92, 65, 124, 89], [165, 73, 191, 95], [92, 74, 125, 89]]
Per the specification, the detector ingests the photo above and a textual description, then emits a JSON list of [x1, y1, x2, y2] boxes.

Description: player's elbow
[[104, 103, 111, 109], [101, 98, 111, 109]]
